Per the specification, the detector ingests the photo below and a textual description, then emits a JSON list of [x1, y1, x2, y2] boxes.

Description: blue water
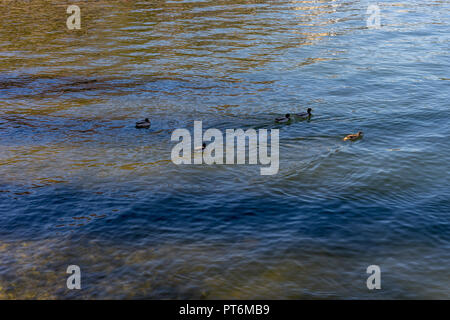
[[0, 0, 449, 299]]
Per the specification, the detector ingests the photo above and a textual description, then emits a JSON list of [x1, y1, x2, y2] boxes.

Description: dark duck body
[[135, 118, 150, 129], [294, 108, 312, 119], [275, 113, 291, 123]]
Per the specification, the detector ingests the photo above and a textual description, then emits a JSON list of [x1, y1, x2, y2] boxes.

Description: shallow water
[[0, 0, 449, 299]]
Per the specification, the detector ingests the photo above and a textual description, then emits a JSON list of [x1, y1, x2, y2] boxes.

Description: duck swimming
[[135, 118, 150, 129], [275, 113, 291, 123], [294, 108, 312, 119], [343, 131, 363, 141]]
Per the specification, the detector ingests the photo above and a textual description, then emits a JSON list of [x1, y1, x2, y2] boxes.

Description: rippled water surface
[[0, 0, 449, 299]]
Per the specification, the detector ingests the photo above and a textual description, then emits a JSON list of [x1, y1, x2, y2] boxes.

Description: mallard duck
[[343, 131, 363, 141], [294, 108, 312, 119], [135, 118, 150, 129], [275, 113, 291, 123]]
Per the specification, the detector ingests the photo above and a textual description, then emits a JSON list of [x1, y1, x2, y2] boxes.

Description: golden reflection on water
[[0, 142, 174, 187], [0, 0, 339, 77]]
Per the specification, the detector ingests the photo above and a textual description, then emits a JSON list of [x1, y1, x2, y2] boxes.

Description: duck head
[[307, 108, 312, 115]]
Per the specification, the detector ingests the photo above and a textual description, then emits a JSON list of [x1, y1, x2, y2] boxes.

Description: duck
[[194, 143, 207, 152], [294, 108, 312, 119], [275, 113, 291, 123], [343, 131, 363, 141], [135, 118, 150, 129]]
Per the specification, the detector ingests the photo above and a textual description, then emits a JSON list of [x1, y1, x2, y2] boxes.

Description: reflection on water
[[0, 0, 449, 299], [1, 238, 449, 299]]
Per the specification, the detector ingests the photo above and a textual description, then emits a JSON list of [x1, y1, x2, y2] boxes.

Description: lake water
[[0, 0, 449, 299]]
